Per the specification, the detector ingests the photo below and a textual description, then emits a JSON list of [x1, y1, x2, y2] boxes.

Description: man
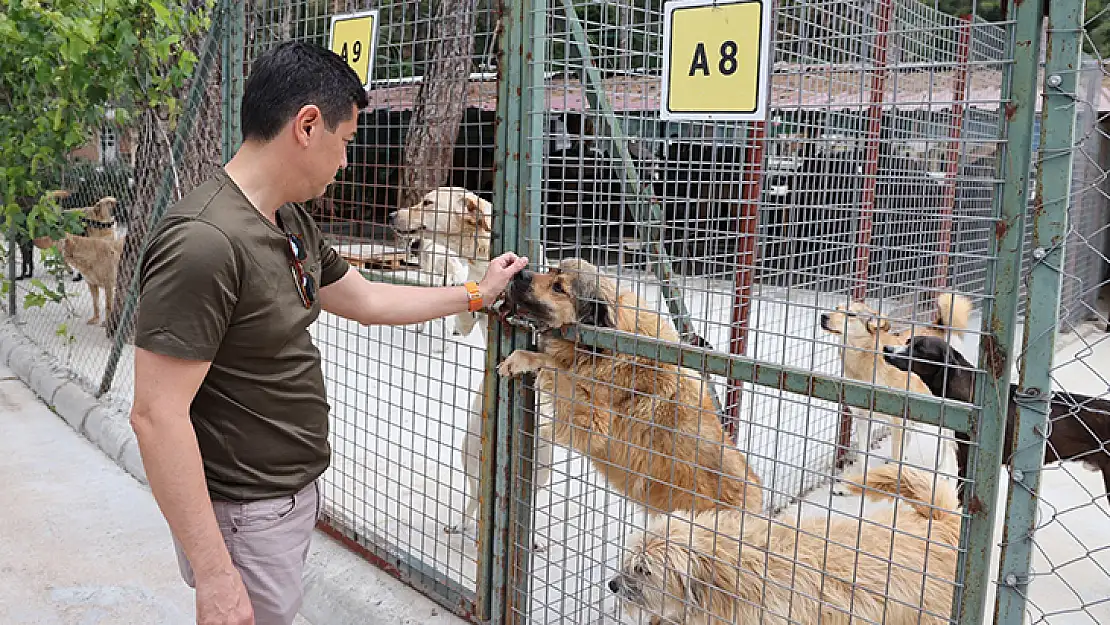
[[129, 41, 528, 625]]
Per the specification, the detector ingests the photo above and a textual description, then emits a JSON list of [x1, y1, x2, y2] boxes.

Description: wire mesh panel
[[498, 0, 1014, 623]]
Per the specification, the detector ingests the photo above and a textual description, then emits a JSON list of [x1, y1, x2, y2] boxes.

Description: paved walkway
[[0, 366, 317, 625], [0, 365, 200, 624]]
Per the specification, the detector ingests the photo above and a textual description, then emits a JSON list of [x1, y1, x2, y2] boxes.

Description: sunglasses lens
[[289, 235, 307, 261], [303, 274, 317, 303]]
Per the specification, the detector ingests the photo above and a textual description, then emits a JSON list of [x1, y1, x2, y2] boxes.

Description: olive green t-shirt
[[134, 168, 350, 501]]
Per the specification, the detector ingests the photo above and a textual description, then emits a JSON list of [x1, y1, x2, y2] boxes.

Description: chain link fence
[[3, 0, 225, 415], [3, 1, 1109, 624]]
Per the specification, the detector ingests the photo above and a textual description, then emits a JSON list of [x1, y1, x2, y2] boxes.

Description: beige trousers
[[173, 481, 320, 625]]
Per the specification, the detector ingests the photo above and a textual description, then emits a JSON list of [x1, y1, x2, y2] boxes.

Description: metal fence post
[[7, 225, 16, 318], [994, 0, 1082, 622], [220, 0, 245, 163], [97, 1, 226, 397], [484, 1, 526, 622], [956, 0, 1047, 623]]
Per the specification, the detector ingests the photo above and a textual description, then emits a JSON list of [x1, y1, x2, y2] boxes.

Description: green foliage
[[0, 0, 212, 311]]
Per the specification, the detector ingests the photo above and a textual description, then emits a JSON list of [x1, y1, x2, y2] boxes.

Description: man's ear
[[463, 195, 492, 232], [294, 105, 323, 145]]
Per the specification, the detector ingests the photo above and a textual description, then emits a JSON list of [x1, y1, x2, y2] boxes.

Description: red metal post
[[851, 0, 894, 301], [840, 0, 894, 463], [937, 15, 974, 289], [725, 121, 766, 439]]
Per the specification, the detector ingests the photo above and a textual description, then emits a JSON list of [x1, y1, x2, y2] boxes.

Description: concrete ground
[[0, 365, 202, 624], [0, 362, 448, 625]]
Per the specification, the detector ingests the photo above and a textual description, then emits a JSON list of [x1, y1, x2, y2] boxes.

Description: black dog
[[882, 335, 1110, 506]]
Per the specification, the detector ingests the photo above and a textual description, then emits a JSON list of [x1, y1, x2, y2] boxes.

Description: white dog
[[391, 187, 554, 543], [407, 236, 473, 353]]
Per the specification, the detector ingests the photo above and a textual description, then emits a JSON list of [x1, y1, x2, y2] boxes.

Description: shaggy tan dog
[[58, 235, 124, 325], [818, 293, 971, 486], [497, 258, 763, 516], [612, 463, 962, 625]]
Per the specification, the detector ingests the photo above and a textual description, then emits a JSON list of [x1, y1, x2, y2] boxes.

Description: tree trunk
[[103, 12, 224, 340], [399, 0, 480, 208]]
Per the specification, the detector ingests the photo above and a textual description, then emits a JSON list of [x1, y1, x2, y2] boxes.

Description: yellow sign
[[660, 0, 772, 121], [328, 9, 379, 87]]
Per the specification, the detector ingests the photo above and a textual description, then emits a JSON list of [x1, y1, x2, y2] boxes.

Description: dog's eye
[[552, 282, 565, 295]]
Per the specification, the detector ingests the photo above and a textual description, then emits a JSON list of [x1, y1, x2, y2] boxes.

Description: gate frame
[[493, 2, 1043, 625], [993, 0, 1082, 621]]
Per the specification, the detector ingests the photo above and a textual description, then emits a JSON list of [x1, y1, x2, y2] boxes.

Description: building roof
[[364, 64, 1110, 115]]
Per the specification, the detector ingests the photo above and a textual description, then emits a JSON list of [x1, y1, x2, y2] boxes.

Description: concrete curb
[[0, 320, 464, 625]]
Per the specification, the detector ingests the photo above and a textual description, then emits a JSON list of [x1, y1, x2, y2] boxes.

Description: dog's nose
[[608, 577, 620, 593], [513, 269, 533, 287]]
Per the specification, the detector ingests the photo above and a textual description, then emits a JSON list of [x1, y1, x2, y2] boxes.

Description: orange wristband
[[464, 281, 483, 313]]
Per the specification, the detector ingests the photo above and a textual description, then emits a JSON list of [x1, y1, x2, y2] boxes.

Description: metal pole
[[994, 0, 1081, 622], [852, 0, 893, 300], [954, 0, 1047, 622], [725, 121, 765, 440], [96, 0, 226, 397], [484, 0, 526, 621], [937, 14, 974, 290]]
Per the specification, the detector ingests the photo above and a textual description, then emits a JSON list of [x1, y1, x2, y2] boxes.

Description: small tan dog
[[58, 235, 124, 325], [497, 258, 764, 516], [73, 196, 118, 240], [611, 463, 962, 625], [819, 292, 971, 487]]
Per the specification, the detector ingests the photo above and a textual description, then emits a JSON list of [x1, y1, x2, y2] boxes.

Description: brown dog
[[72, 196, 118, 240], [58, 235, 124, 325], [819, 293, 971, 488], [611, 462, 963, 625], [497, 258, 763, 516]]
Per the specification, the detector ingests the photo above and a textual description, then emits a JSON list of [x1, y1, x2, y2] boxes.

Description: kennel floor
[[10, 256, 1108, 624]]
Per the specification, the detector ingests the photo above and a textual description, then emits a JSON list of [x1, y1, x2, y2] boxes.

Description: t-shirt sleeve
[[318, 230, 350, 288], [133, 220, 240, 362]]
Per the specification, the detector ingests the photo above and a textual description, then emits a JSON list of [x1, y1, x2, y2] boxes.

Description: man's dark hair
[[240, 41, 370, 142]]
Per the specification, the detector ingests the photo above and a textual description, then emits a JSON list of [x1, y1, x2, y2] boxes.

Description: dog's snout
[[608, 577, 621, 593], [513, 269, 534, 287]]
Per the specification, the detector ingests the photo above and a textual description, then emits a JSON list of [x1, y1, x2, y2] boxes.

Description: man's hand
[[196, 569, 254, 625], [478, 252, 529, 301]]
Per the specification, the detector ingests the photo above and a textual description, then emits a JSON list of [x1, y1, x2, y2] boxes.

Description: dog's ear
[[569, 271, 616, 329], [864, 313, 891, 335], [944, 345, 976, 402], [686, 552, 719, 612], [463, 195, 491, 232]]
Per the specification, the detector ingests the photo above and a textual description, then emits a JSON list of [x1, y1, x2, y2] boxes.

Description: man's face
[[304, 103, 358, 199]]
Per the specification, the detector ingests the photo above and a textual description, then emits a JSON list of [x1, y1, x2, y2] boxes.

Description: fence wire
[[3, 1, 1109, 625], [505, 0, 1007, 623]]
